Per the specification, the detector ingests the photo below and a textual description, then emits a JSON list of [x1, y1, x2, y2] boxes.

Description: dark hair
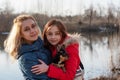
[[43, 19, 67, 47]]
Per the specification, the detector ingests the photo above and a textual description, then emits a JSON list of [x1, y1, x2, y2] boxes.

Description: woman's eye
[[31, 24, 36, 28], [55, 32, 61, 35], [24, 27, 30, 31], [47, 33, 52, 36]]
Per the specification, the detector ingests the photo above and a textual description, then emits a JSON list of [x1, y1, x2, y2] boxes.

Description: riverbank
[[91, 75, 120, 80]]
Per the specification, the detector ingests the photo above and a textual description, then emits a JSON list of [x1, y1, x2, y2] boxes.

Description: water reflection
[[81, 36, 111, 79], [0, 50, 24, 80], [0, 32, 120, 80], [80, 32, 120, 79]]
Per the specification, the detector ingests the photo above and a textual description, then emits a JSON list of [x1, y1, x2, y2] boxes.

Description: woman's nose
[[51, 34, 56, 38], [30, 28, 35, 33]]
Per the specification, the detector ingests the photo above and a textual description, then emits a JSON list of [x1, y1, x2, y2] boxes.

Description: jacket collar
[[17, 37, 43, 59], [58, 33, 80, 48]]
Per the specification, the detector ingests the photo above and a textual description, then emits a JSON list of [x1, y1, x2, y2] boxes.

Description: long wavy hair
[[4, 14, 41, 59]]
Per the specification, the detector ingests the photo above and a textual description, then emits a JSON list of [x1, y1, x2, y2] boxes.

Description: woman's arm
[[31, 59, 49, 75], [48, 43, 80, 80], [18, 53, 50, 80], [32, 43, 80, 80]]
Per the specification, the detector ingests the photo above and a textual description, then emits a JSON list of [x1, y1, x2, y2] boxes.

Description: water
[[0, 51, 24, 80], [80, 33, 120, 79], [0, 33, 120, 80], [80, 37, 111, 79]]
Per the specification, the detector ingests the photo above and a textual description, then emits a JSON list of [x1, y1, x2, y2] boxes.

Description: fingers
[[31, 66, 42, 75], [31, 60, 47, 75], [31, 68, 44, 75], [31, 67, 39, 72], [32, 69, 40, 74], [32, 65, 39, 68], [32, 69, 42, 75], [38, 59, 45, 64]]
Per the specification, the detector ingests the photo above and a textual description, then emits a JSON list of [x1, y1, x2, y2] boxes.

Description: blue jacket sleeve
[[18, 53, 51, 80]]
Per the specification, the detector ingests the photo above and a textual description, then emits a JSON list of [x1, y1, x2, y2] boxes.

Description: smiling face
[[46, 25, 62, 46], [21, 19, 39, 44]]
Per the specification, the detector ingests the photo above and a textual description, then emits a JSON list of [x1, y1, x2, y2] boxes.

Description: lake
[[0, 50, 24, 80], [0, 32, 120, 80]]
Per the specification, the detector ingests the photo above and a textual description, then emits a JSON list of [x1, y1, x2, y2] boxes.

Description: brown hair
[[43, 19, 67, 47]]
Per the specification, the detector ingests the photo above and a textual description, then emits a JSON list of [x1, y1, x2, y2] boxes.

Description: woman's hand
[[31, 59, 49, 75]]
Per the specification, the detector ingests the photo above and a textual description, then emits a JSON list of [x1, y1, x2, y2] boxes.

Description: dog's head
[[57, 45, 69, 62]]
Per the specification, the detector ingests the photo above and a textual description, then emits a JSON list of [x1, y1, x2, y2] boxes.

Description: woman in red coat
[[31, 19, 84, 80]]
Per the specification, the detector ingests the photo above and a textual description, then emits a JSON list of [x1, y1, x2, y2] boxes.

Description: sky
[[0, 0, 120, 16]]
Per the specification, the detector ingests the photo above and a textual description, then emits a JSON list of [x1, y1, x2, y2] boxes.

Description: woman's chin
[[50, 43, 58, 46]]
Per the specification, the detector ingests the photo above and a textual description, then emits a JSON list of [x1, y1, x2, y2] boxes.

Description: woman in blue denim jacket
[[4, 14, 54, 80], [18, 37, 53, 80]]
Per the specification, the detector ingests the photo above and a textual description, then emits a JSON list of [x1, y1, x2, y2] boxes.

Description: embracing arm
[[31, 43, 80, 80], [18, 53, 49, 80], [47, 43, 80, 80]]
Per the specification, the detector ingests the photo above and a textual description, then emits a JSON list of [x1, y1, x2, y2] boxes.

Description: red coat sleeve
[[47, 43, 80, 80]]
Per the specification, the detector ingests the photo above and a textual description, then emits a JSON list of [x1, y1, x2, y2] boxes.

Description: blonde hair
[[4, 14, 42, 59]]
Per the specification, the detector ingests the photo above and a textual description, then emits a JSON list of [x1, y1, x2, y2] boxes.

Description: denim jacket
[[18, 37, 53, 80]]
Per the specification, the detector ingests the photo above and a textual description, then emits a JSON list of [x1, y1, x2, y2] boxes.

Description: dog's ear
[[57, 44, 66, 52], [57, 45, 61, 52], [61, 44, 65, 49]]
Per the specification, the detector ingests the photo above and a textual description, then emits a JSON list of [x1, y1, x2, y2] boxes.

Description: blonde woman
[[4, 14, 54, 80]]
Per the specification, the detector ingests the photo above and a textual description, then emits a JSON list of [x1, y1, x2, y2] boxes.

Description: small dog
[[52, 45, 69, 72]]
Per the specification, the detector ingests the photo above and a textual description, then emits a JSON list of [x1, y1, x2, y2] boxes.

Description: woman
[[31, 19, 84, 80], [4, 14, 54, 80]]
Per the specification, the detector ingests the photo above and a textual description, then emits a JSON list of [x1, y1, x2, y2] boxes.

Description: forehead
[[22, 19, 35, 27], [47, 25, 59, 32]]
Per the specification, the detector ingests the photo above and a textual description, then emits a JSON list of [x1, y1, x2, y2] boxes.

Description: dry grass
[[90, 75, 120, 80]]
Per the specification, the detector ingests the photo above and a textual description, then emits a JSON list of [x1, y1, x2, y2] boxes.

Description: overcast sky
[[0, 0, 120, 16]]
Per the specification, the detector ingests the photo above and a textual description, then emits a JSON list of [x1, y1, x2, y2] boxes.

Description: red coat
[[47, 34, 81, 80]]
